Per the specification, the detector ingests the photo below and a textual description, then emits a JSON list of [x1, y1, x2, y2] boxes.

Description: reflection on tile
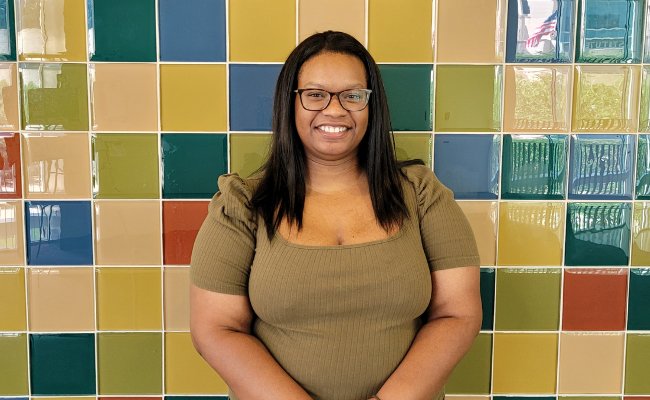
[[0, 0, 16, 61], [16, 0, 85, 61], [639, 68, 650, 132], [628, 269, 650, 330], [27, 268, 94, 332], [576, 0, 644, 63], [229, 64, 281, 131], [298, 0, 365, 44], [94, 201, 161, 266], [394, 133, 432, 167], [96, 267, 161, 331], [0, 333, 28, 395], [25, 201, 93, 266], [637, 135, 650, 199], [90, 64, 158, 132], [164, 267, 190, 331], [504, 66, 572, 132], [159, 0, 226, 62], [160, 65, 227, 132], [88, 0, 156, 62], [572, 66, 640, 133], [502, 135, 568, 200], [446, 333, 492, 394], [505, 0, 574, 63], [496, 268, 561, 331], [493, 333, 558, 394], [625, 334, 650, 394], [458, 202, 497, 266], [0, 201, 25, 265], [379, 65, 432, 131], [22, 133, 91, 199], [0, 268, 26, 331], [163, 202, 208, 265], [19, 63, 89, 131], [0, 64, 19, 130], [434, 135, 500, 199], [565, 202, 631, 266], [230, 134, 271, 178], [0, 133, 21, 198], [228, 0, 294, 62], [435, 65, 502, 132], [632, 202, 650, 266], [563, 268, 628, 331], [162, 134, 227, 199], [558, 333, 625, 394], [97, 332, 162, 394], [569, 135, 634, 200], [368, 0, 433, 62]]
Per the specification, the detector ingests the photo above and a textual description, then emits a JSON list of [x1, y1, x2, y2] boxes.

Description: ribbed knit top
[[190, 164, 480, 400]]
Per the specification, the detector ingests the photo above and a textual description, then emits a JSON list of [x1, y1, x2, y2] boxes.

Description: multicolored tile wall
[[0, 0, 649, 398]]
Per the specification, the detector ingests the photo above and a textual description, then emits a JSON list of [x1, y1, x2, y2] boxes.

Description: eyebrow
[[301, 82, 366, 89]]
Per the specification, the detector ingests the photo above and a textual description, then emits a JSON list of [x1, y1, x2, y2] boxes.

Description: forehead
[[297, 52, 367, 87]]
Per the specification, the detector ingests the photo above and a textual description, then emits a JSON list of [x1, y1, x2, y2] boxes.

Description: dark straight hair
[[251, 30, 420, 239]]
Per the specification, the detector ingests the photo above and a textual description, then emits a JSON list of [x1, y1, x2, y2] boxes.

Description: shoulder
[[399, 164, 455, 215], [211, 173, 262, 224]]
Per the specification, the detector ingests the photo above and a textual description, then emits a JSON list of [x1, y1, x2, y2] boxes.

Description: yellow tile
[[458, 201, 497, 266], [96, 267, 161, 331], [0, 268, 26, 331], [497, 202, 565, 266], [368, 0, 433, 62], [0, 201, 25, 266], [229, 133, 272, 178], [164, 267, 189, 331], [298, 0, 365, 44], [229, 0, 295, 62], [160, 64, 227, 131], [0, 64, 19, 131], [632, 202, 650, 266]]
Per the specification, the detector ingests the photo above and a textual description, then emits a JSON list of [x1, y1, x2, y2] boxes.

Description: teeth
[[319, 126, 347, 133]]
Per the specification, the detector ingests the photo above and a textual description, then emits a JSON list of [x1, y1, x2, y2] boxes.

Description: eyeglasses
[[294, 88, 372, 112]]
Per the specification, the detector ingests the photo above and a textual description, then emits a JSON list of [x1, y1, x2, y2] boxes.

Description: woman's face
[[294, 52, 369, 163]]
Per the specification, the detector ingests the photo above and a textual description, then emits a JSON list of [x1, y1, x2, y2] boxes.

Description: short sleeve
[[403, 165, 480, 271], [190, 174, 258, 295]]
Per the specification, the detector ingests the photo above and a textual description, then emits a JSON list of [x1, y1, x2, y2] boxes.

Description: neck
[[305, 154, 365, 194]]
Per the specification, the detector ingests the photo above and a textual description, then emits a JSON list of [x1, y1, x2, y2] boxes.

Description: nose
[[322, 93, 347, 115]]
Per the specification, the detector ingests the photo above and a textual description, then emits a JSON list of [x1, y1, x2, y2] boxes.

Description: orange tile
[[163, 201, 208, 265], [0, 133, 22, 198]]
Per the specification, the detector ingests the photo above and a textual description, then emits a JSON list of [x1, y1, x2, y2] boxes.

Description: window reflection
[[0, 0, 10, 57], [0, 135, 17, 195], [17, 0, 69, 59], [0, 201, 16, 250], [504, 202, 564, 231], [569, 202, 630, 254], [633, 203, 650, 253], [637, 135, 650, 199], [511, 67, 570, 131], [28, 203, 61, 244]]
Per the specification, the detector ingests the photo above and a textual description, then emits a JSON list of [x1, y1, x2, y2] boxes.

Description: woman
[[190, 31, 481, 400]]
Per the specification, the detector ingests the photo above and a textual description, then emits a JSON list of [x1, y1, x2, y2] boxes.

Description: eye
[[343, 91, 363, 102], [305, 90, 327, 99]]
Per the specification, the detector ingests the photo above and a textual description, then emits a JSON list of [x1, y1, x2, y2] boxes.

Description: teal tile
[[0, 0, 16, 60], [637, 135, 650, 199], [628, 269, 650, 330], [480, 268, 495, 331], [379, 64, 432, 131]]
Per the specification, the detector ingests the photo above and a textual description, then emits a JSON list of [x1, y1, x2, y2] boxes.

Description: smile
[[317, 125, 350, 133]]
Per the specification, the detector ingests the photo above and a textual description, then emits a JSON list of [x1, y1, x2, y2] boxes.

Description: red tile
[[163, 201, 209, 265], [0, 133, 21, 198]]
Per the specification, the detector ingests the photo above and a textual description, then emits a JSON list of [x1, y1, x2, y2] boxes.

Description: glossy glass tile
[[632, 202, 650, 265], [0, 201, 25, 265], [229, 64, 282, 131], [90, 64, 158, 132], [229, 133, 272, 178], [575, 0, 644, 63], [0, 0, 16, 61], [0, 268, 25, 331], [88, 0, 156, 62], [96, 267, 161, 331], [25, 201, 93, 266], [97, 332, 162, 394], [19, 63, 89, 131], [436, 0, 505, 63], [22, 133, 91, 199], [163, 201, 208, 265], [637, 135, 650, 199], [379, 65, 433, 131], [92, 134, 159, 199], [29, 334, 96, 395], [501, 135, 567, 200], [565, 202, 631, 266], [572, 66, 640, 133], [625, 334, 650, 394], [162, 134, 227, 199], [492, 333, 558, 394], [228, 0, 294, 62], [16, 0, 85, 61], [504, 66, 572, 132], [480, 268, 495, 330], [159, 0, 226, 62], [495, 268, 561, 331], [639, 68, 650, 132], [160, 65, 227, 132], [446, 333, 492, 394], [0, 133, 21, 198], [435, 65, 502, 132], [298, 0, 365, 44], [164, 267, 190, 331], [0, 333, 28, 395], [0, 64, 19, 130], [368, 0, 433, 62], [94, 201, 161, 266], [165, 332, 228, 394], [458, 202, 497, 266], [505, 0, 575, 63], [393, 133, 432, 167], [558, 333, 625, 394], [434, 134, 500, 199], [627, 269, 650, 329], [27, 268, 94, 332]]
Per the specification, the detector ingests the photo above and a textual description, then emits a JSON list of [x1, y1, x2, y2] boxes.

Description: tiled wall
[[0, 0, 649, 399]]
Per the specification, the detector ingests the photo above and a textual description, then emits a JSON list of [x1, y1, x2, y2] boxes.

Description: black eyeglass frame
[[293, 88, 373, 112]]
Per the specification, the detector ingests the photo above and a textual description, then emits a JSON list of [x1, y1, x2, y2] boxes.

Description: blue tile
[[434, 134, 500, 199], [159, 0, 226, 61], [229, 64, 281, 131], [25, 201, 93, 266], [569, 134, 635, 200]]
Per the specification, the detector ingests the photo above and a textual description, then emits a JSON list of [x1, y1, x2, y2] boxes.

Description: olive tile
[[394, 133, 432, 167], [379, 65, 433, 131], [446, 333, 492, 394], [229, 134, 272, 178], [0, 333, 28, 395], [624, 334, 650, 394]]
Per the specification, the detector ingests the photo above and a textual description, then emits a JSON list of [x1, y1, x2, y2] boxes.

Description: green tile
[[93, 134, 160, 199], [394, 133, 432, 167], [0, 334, 28, 395], [637, 135, 650, 199], [625, 333, 650, 394], [480, 268, 495, 330], [495, 268, 561, 331], [0, 0, 16, 61], [229, 133, 271, 178], [30, 334, 96, 395], [435, 65, 502, 132], [446, 333, 492, 394], [98, 332, 162, 394], [628, 269, 650, 330], [20, 63, 89, 131], [89, 0, 157, 61], [379, 64, 432, 131]]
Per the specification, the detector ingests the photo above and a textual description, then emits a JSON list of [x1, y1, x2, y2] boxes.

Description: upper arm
[[190, 284, 254, 344], [426, 266, 482, 325]]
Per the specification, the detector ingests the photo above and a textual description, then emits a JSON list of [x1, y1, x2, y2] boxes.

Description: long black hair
[[251, 31, 418, 239]]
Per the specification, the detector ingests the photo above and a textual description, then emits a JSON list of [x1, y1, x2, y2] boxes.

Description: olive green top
[[191, 164, 480, 400]]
